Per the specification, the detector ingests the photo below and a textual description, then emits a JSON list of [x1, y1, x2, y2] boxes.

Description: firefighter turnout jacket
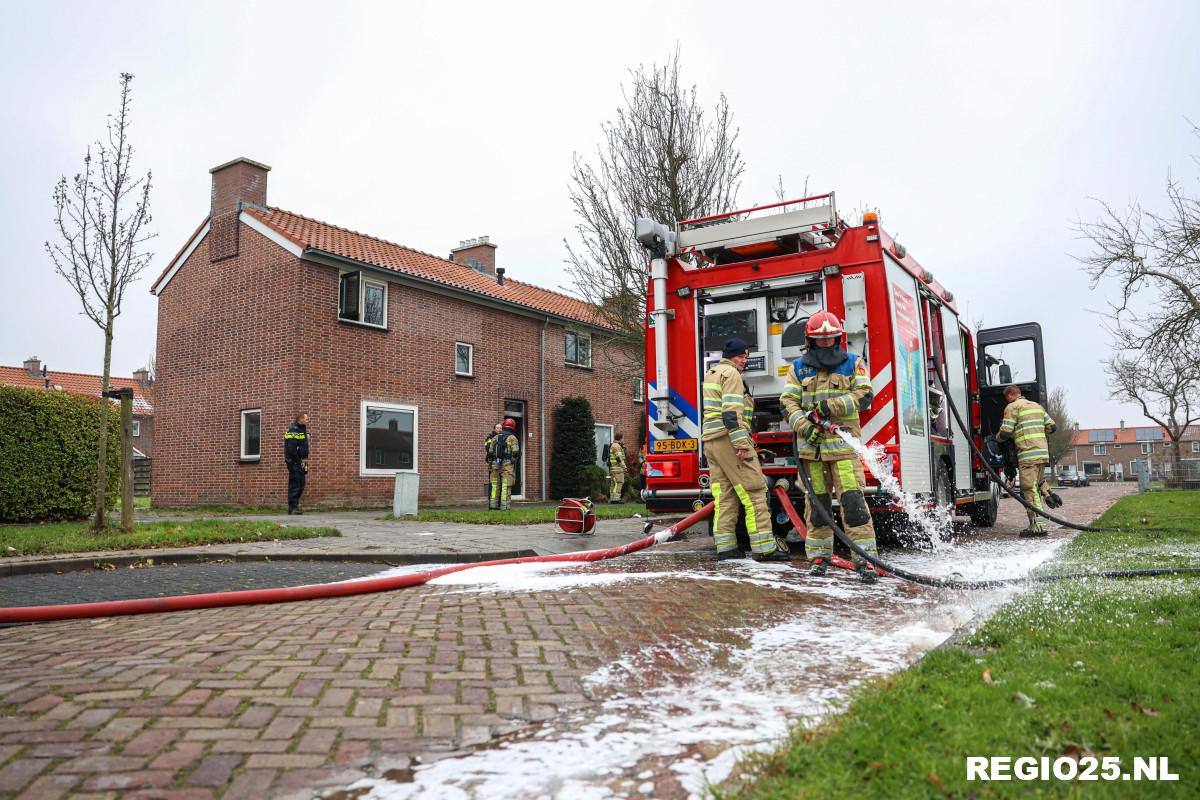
[[284, 422, 309, 464], [491, 433, 520, 465], [608, 440, 627, 473], [780, 351, 873, 460], [997, 397, 1056, 464], [702, 359, 754, 451]]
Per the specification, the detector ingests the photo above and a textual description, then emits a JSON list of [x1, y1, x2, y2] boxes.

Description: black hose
[[795, 464, 1200, 589], [927, 363, 1181, 533]]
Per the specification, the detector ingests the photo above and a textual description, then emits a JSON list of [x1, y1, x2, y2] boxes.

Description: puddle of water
[[330, 534, 1069, 800]]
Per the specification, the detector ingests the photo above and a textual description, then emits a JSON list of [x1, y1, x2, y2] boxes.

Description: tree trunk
[[92, 325, 114, 531], [1172, 439, 1184, 487]]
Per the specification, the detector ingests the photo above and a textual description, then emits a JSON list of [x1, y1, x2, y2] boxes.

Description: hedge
[[549, 397, 598, 500], [0, 384, 120, 522]]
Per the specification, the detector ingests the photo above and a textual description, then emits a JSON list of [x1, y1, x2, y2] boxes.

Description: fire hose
[[926, 361, 1182, 534], [0, 503, 715, 625]]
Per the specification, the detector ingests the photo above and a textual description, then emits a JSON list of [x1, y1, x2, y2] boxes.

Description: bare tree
[[1106, 345, 1200, 479], [565, 48, 744, 370], [1044, 386, 1077, 469], [1075, 124, 1200, 353], [45, 73, 154, 530]]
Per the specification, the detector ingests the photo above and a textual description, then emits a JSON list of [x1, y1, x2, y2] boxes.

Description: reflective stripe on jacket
[[608, 442, 627, 471], [701, 359, 752, 449], [284, 423, 308, 462], [999, 398, 1055, 463]]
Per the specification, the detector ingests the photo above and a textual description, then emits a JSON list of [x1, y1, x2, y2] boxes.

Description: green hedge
[[549, 397, 598, 499], [0, 385, 120, 522]]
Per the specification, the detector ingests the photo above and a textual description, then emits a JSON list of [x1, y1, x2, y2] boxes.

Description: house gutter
[[540, 317, 550, 501]]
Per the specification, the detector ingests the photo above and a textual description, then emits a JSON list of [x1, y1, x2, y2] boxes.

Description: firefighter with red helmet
[[701, 338, 789, 562], [489, 418, 521, 510], [781, 311, 880, 583]]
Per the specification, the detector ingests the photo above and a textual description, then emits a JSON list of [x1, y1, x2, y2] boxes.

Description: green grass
[[389, 502, 649, 525], [723, 491, 1200, 799], [0, 519, 340, 558]]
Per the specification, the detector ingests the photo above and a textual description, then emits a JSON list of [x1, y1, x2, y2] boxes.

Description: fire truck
[[636, 193, 1047, 536]]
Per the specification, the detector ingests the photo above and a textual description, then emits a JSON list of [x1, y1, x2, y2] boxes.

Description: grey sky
[[2, 0, 1197, 428]]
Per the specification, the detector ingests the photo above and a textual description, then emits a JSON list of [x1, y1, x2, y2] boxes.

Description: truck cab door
[[976, 323, 1047, 439]]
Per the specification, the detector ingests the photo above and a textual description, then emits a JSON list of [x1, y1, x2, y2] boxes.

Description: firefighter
[[608, 432, 628, 503], [701, 338, 789, 562], [284, 413, 309, 515], [996, 384, 1062, 536], [484, 422, 503, 500], [781, 312, 879, 583], [489, 418, 521, 510]]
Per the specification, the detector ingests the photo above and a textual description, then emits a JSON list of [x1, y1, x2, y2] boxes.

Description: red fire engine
[[636, 193, 1047, 536]]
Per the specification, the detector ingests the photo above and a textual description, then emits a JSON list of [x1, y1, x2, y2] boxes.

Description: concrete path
[[0, 484, 1134, 798]]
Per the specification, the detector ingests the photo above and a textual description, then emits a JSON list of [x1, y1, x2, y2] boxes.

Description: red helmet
[[502, 418, 518, 432], [805, 311, 844, 339]]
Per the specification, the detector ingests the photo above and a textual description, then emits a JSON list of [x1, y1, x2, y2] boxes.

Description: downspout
[[541, 317, 550, 501]]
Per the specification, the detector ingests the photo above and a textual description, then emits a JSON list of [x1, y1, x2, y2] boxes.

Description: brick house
[[1062, 421, 1200, 480], [0, 357, 155, 458], [149, 158, 642, 508]]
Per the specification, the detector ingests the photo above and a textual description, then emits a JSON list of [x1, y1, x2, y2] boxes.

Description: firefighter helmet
[[502, 418, 518, 432], [805, 311, 844, 339]]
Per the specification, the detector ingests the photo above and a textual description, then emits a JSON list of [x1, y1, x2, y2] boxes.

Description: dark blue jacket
[[284, 422, 309, 464]]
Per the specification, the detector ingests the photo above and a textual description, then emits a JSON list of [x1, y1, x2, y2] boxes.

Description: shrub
[[0, 385, 120, 522], [549, 397, 597, 499]]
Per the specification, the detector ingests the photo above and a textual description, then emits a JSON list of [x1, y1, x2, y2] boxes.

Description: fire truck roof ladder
[[676, 193, 839, 261]]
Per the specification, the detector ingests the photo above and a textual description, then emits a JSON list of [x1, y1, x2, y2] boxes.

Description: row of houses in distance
[[1061, 421, 1200, 480]]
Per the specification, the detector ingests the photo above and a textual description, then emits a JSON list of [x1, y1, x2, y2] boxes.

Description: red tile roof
[[0, 367, 154, 414], [1070, 425, 1199, 446], [244, 206, 610, 328]]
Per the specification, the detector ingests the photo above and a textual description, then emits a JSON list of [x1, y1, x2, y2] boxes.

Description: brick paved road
[[0, 483, 1132, 798]]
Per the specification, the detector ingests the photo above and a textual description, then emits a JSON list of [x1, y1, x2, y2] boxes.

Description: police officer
[[284, 413, 309, 514], [996, 384, 1062, 536], [781, 312, 879, 583], [608, 432, 628, 503], [701, 338, 789, 562], [489, 418, 521, 510]]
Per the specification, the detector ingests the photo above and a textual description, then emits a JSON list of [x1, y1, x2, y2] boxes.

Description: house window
[[240, 409, 261, 460], [339, 271, 388, 328], [633, 378, 644, 403], [1141, 443, 1152, 455], [1192, 441, 1200, 454], [1093, 444, 1106, 456], [1113, 443, 1121, 449], [1082, 461, 1102, 476], [565, 330, 592, 368], [594, 423, 613, 466], [455, 342, 474, 377], [361, 401, 417, 475], [1163, 441, 1172, 449], [131, 419, 141, 438]]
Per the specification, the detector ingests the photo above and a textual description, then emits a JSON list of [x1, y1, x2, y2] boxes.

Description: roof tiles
[[0, 367, 154, 414]]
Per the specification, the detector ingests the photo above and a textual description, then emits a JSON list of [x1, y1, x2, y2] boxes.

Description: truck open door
[[976, 323, 1047, 441]]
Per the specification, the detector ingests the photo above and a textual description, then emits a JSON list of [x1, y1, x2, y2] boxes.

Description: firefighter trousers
[[1018, 461, 1051, 530], [610, 469, 626, 500], [489, 464, 516, 509], [705, 437, 775, 555], [801, 458, 878, 565]]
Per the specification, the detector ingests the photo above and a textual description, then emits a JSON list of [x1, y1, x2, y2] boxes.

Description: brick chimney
[[208, 157, 271, 262], [133, 367, 152, 389], [1120, 419, 1125, 431], [449, 236, 498, 278], [23, 356, 41, 377]]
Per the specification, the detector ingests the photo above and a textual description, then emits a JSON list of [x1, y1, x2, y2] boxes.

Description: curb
[[0, 549, 538, 578]]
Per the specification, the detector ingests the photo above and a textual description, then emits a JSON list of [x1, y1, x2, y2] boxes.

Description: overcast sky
[[1, 0, 1197, 428]]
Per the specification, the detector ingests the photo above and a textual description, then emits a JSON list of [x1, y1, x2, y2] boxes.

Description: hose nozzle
[[805, 409, 842, 435]]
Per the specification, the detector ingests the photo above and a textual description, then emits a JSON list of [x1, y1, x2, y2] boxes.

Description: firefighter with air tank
[[996, 384, 1062, 536], [488, 418, 520, 511], [781, 312, 880, 583], [701, 338, 789, 562]]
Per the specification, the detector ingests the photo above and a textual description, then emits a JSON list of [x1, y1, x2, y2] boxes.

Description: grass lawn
[[722, 491, 1200, 799], [390, 502, 650, 525], [0, 519, 340, 558]]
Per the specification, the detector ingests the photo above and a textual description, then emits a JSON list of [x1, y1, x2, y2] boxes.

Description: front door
[[504, 400, 526, 498], [976, 322, 1047, 440]]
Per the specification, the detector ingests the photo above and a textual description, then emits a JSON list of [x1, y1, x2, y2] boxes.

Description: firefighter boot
[[755, 546, 791, 563], [808, 558, 828, 577], [1018, 526, 1048, 538], [716, 549, 744, 561], [856, 564, 879, 584]]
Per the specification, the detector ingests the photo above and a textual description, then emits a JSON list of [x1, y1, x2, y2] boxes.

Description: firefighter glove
[[800, 421, 822, 446]]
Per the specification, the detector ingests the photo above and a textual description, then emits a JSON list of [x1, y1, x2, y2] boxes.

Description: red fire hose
[[0, 503, 716, 625]]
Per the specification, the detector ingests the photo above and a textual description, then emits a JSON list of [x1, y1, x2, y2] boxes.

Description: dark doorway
[[504, 400, 526, 498]]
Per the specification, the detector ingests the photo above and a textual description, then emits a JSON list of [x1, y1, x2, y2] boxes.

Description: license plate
[[652, 438, 698, 453]]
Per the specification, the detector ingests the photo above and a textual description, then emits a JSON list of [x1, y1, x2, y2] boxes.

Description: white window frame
[[565, 330, 592, 368], [633, 378, 644, 403], [240, 408, 262, 461], [339, 270, 389, 329], [594, 423, 614, 466], [1163, 440, 1172, 449], [360, 400, 418, 476], [131, 419, 141, 438], [1192, 441, 1200, 454], [1141, 443, 1152, 455], [455, 342, 474, 377], [1081, 461, 1102, 476], [1093, 444, 1106, 456]]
